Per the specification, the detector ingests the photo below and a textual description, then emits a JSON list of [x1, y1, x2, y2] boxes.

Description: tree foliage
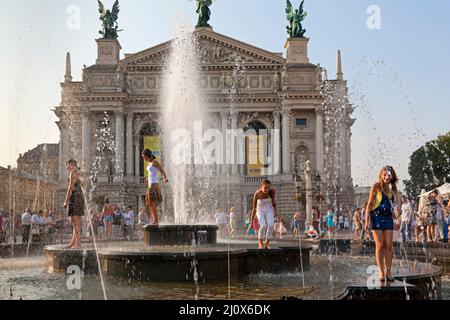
[[404, 132, 450, 198]]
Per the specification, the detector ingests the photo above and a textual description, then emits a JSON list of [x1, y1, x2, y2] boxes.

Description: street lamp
[[294, 174, 305, 205], [314, 173, 322, 192], [293, 172, 306, 235], [314, 173, 324, 207]]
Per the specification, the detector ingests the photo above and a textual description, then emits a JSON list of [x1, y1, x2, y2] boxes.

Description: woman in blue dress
[[364, 166, 401, 282], [326, 208, 336, 236]]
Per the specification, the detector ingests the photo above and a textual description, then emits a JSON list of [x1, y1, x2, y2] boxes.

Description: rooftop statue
[[286, 0, 307, 38], [196, 0, 213, 28], [98, 0, 122, 39]]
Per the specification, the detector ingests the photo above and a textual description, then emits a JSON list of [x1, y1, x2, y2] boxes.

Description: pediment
[[120, 28, 285, 70]]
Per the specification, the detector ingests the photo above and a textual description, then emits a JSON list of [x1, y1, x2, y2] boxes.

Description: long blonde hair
[[376, 165, 399, 200]]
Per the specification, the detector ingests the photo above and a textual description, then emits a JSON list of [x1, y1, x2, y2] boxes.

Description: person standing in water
[[248, 179, 278, 250], [142, 149, 169, 226], [326, 208, 336, 237], [63, 159, 85, 249], [102, 199, 114, 240], [364, 165, 401, 282]]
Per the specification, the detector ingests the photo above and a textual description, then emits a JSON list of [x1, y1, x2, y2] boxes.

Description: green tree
[[404, 132, 450, 198]]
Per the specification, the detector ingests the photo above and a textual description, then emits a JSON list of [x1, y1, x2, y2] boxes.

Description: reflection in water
[[1, 255, 447, 300]]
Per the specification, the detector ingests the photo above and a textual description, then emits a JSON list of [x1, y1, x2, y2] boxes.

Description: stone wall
[[0, 166, 59, 213]]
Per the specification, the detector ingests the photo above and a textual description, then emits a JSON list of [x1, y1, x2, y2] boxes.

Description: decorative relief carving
[[127, 75, 161, 92], [249, 76, 260, 89], [100, 46, 113, 56], [262, 76, 272, 89], [273, 71, 281, 92], [134, 77, 145, 90], [197, 39, 263, 64], [210, 76, 220, 89], [87, 74, 120, 88], [125, 35, 282, 69], [221, 73, 234, 89], [288, 71, 316, 86], [146, 77, 157, 89], [200, 77, 208, 89], [238, 112, 273, 130]]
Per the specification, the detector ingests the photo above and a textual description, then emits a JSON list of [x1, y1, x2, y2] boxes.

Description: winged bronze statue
[[196, 0, 213, 28], [286, 0, 307, 38], [98, 0, 122, 39]]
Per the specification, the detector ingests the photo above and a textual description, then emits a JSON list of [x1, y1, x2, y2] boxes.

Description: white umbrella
[[438, 183, 450, 195], [418, 183, 450, 197]]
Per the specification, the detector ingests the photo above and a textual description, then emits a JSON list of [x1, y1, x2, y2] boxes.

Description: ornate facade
[[0, 166, 58, 214], [54, 28, 354, 221], [17, 143, 60, 182]]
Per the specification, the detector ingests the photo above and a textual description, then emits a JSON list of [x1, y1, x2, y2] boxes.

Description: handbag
[[394, 219, 401, 231], [31, 226, 40, 235]]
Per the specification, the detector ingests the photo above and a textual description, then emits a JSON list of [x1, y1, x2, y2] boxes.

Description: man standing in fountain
[[142, 149, 168, 226], [248, 180, 278, 250], [63, 159, 85, 249]]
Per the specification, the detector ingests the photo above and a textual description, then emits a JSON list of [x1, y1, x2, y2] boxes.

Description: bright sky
[[1, 0, 449, 187]]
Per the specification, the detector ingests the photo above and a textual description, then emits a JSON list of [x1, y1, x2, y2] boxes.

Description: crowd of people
[[2, 196, 448, 247], [0, 204, 156, 245], [0, 208, 71, 245], [2, 157, 448, 250]]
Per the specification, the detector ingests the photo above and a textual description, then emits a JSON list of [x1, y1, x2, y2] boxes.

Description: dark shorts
[[371, 213, 394, 231]]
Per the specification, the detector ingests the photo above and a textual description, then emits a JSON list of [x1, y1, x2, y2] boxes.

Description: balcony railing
[[243, 176, 269, 184], [95, 174, 309, 186]]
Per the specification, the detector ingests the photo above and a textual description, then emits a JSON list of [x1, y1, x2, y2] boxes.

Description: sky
[[0, 0, 449, 187]]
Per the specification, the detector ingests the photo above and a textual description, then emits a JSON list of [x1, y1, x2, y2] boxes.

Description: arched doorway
[[244, 120, 268, 176]]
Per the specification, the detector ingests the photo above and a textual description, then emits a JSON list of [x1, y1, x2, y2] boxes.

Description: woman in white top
[[247, 179, 278, 250], [142, 149, 169, 226]]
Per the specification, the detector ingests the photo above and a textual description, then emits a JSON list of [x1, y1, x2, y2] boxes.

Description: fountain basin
[[317, 238, 444, 300], [335, 264, 443, 300], [144, 225, 218, 246], [44, 243, 313, 282], [0, 243, 44, 259]]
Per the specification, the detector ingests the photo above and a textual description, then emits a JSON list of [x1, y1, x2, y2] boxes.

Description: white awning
[[418, 183, 450, 197]]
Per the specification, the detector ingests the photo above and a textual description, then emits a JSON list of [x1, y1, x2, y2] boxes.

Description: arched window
[[139, 121, 161, 177], [244, 121, 268, 176]]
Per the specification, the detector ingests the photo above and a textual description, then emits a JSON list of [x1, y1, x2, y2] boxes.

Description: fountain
[[5, 2, 447, 301], [44, 23, 313, 286]]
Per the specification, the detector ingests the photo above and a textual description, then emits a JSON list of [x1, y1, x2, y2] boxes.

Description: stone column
[[304, 160, 313, 231], [221, 111, 230, 176], [316, 108, 324, 173], [58, 128, 65, 181], [272, 111, 281, 175], [134, 142, 140, 178], [231, 112, 239, 176], [125, 113, 134, 177], [115, 111, 125, 177], [138, 195, 143, 212], [340, 121, 347, 180], [281, 109, 291, 175], [81, 109, 91, 175], [347, 130, 352, 180]]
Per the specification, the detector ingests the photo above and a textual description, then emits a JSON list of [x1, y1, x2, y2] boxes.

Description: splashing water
[[161, 23, 215, 224]]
